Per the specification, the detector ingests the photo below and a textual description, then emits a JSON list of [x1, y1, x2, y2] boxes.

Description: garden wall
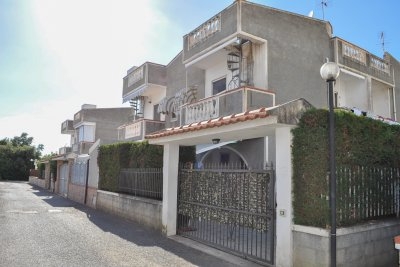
[[293, 219, 400, 267], [96, 190, 162, 231]]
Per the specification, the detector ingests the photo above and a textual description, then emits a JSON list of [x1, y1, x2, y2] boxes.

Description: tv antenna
[[379, 31, 386, 53], [321, 0, 329, 20]]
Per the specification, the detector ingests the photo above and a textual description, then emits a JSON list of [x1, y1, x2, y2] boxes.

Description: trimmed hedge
[[292, 109, 400, 227], [98, 141, 195, 192]]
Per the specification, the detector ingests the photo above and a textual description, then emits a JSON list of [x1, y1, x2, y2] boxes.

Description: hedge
[[98, 141, 195, 192], [292, 109, 400, 227], [0, 145, 35, 181]]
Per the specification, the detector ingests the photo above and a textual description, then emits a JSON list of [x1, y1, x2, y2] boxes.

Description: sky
[[0, 0, 399, 155]]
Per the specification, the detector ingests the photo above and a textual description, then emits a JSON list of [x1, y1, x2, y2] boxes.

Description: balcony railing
[[334, 38, 392, 83], [118, 119, 165, 142], [122, 62, 166, 103], [183, 86, 275, 125], [61, 120, 74, 134], [59, 146, 72, 155], [72, 142, 93, 155]]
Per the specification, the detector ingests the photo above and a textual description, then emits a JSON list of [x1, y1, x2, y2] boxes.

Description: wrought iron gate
[[177, 165, 275, 265]]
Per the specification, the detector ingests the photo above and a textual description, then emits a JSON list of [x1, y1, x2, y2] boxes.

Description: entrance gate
[[177, 165, 275, 265]]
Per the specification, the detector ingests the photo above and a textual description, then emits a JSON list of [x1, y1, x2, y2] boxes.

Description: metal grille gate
[[177, 166, 275, 265]]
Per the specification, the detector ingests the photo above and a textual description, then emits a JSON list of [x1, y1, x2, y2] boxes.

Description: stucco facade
[[118, 1, 400, 266]]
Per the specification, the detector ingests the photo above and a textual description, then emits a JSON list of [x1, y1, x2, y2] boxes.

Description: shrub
[[292, 109, 400, 227]]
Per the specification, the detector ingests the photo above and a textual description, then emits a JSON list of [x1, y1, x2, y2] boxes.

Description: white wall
[[336, 72, 368, 110], [252, 42, 268, 89], [371, 79, 391, 118], [204, 54, 232, 98], [143, 86, 166, 120]]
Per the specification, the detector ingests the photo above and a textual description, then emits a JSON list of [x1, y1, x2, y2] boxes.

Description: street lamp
[[320, 59, 340, 267]]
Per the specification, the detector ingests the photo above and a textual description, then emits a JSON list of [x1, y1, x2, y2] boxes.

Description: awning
[[196, 140, 237, 154], [122, 84, 147, 103]]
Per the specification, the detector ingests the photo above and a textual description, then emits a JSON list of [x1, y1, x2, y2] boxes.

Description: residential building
[[119, 1, 399, 266], [55, 104, 132, 205], [118, 62, 167, 142]]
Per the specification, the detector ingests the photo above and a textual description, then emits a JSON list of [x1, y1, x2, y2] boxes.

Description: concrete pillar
[[275, 126, 293, 267], [162, 143, 179, 236]]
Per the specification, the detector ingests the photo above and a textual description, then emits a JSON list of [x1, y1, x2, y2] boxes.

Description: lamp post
[[320, 59, 340, 267]]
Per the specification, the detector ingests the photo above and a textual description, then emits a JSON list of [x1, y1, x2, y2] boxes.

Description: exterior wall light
[[320, 59, 340, 267]]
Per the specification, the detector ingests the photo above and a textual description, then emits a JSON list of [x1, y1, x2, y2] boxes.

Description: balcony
[[72, 142, 94, 155], [118, 119, 165, 142], [122, 62, 166, 103], [183, 3, 238, 65], [61, 120, 74, 134], [59, 146, 72, 155], [183, 86, 275, 125], [333, 38, 393, 84]]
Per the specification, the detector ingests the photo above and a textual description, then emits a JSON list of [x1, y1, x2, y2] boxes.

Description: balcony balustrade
[[59, 146, 72, 155], [72, 142, 93, 155], [122, 62, 166, 103], [118, 119, 165, 142], [61, 120, 74, 134], [334, 38, 392, 83], [183, 86, 275, 125]]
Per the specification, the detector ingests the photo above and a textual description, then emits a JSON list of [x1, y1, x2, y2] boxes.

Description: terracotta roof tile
[[145, 107, 269, 139]]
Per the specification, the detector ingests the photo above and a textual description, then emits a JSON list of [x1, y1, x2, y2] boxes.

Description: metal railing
[[118, 168, 163, 200], [337, 165, 400, 226]]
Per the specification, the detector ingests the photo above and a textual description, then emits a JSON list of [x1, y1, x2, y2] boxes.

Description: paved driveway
[[0, 181, 244, 267]]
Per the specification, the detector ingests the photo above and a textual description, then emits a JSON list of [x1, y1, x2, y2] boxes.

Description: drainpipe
[[84, 159, 90, 204]]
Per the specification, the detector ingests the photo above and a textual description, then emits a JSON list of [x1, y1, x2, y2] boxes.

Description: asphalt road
[[0, 181, 242, 267]]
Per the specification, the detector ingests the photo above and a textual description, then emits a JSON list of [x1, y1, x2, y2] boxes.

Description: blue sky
[[0, 0, 399, 155]]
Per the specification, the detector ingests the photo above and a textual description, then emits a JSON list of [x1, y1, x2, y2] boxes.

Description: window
[[212, 77, 226, 95], [77, 125, 95, 142]]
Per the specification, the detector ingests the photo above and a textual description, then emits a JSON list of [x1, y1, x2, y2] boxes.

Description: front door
[[59, 163, 69, 197]]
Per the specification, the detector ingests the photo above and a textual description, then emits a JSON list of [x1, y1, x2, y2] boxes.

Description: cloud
[[3, 0, 179, 155]]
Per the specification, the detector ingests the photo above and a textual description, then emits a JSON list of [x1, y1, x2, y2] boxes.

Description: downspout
[[84, 159, 90, 204]]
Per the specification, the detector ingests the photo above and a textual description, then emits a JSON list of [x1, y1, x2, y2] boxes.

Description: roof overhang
[[146, 98, 313, 146], [52, 152, 77, 161]]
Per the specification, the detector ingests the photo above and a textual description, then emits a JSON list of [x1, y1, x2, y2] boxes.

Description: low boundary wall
[[293, 219, 400, 267], [29, 176, 46, 189], [96, 190, 162, 231]]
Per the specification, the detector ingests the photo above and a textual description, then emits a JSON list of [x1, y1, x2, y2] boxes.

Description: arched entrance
[[199, 146, 248, 169]]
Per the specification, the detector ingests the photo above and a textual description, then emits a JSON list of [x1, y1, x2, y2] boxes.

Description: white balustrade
[[185, 98, 219, 124]]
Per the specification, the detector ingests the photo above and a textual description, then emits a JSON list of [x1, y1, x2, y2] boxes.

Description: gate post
[[162, 143, 179, 236], [275, 126, 294, 267]]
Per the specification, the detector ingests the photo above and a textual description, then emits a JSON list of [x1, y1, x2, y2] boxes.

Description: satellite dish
[[308, 10, 314, 17]]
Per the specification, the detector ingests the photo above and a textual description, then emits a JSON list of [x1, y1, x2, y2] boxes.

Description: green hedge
[[98, 141, 195, 192], [0, 145, 35, 181], [292, 109, 400, 227]]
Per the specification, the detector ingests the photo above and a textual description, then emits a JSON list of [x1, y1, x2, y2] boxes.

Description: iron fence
[[118, 168, 163, 200], [177, 165, 275, 265], [337, 165, 400, 226]]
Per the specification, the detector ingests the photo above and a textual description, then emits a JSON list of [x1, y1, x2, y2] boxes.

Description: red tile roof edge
[[146, 108, 269, 139]]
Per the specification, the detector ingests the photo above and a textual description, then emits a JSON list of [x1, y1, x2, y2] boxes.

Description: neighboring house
[[118, 1, 399, 266], [54, 104, 132, 205], [118, 62, 167, 142]]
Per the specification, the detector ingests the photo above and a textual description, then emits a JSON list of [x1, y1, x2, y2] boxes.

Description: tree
[[11, 132, 33, 147], [0, 133, 41, 181]]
